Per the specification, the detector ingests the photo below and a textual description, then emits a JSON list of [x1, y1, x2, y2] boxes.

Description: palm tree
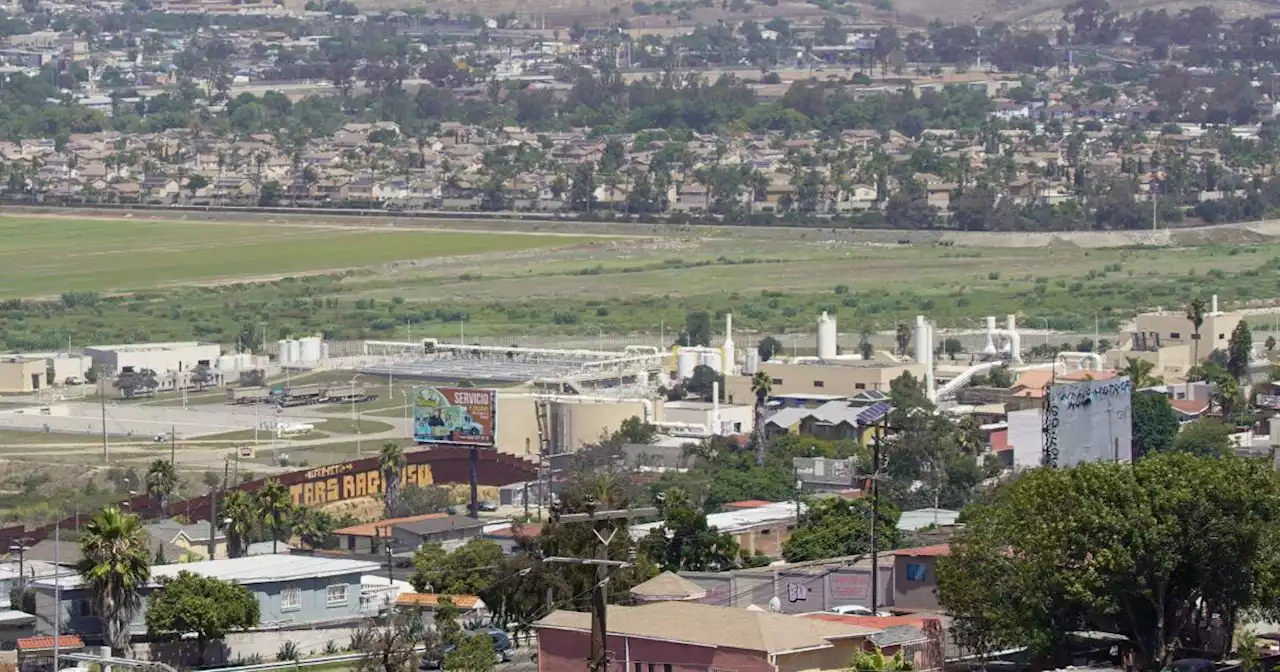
[[1186, 297, 1207, 364], [220, 490, 257, 558], [1119, 356, 1163, 389], [255, 479, 294, 554], [750, 371, 772, 466], [144, 459, 177, 514], [379, 442, 407, 517], [77, 507, 151, 657]]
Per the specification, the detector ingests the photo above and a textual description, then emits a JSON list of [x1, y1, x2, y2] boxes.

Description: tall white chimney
[[712, 380, 721, 434], [723, 313, 736, 376], [1212, 294, 1219, 315], [914, 315, 928, 364]]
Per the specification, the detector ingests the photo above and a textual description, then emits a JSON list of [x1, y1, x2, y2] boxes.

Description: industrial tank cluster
[[277, 335, 328, 366]]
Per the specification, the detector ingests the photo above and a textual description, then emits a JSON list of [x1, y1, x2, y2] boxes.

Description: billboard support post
[[469, 446, 479, 519]]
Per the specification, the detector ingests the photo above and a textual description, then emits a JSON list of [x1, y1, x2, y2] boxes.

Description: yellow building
[[724, 359, 926, 404], [1129, 309, 1243, 362], [0, 357, 46, 393]]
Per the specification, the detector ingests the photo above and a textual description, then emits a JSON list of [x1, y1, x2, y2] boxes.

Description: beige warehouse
[[0, 357, 47, 393], [494, 393, 654, 457]]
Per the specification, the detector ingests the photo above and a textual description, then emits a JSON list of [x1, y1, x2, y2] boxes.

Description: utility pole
[[869, 418, 884, 615], [545, 503, 658, 672], [170, 424, 176, 466], [99, 369, 108, 464]]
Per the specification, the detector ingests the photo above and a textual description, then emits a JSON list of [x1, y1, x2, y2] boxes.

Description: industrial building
[[726, 359, 926, 402], [84, 341, 221, 376], [0, 357, 46, 393]]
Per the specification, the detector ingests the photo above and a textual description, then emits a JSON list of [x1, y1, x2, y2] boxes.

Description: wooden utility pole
[[545, 504, 658, 672], [869, 418, 885, 614]]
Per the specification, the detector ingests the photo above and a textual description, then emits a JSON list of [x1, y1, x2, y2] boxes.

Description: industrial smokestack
[[723, 313, 736, 376], [1212, 294, 1219, 315]]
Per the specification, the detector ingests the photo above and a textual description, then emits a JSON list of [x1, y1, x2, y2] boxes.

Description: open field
[[0, 216, 597, 297]]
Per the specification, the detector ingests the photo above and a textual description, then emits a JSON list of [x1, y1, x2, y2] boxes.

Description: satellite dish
[[768, 596, 781, 613]]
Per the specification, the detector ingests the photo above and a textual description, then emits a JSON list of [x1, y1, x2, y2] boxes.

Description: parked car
[[419, 629, 512, 669], [829, 605, 890, 617]]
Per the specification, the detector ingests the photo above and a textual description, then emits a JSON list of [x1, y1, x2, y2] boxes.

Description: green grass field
[[0, 217, 594, 296]]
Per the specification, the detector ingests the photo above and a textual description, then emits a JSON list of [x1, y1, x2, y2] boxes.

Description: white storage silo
[[299, 336, 322, 364], [277, 339, 292, 365], [287, 339, 301, 366], [699, 350, 722, 374], [817, 311, 838, 361], [744, 349, 760, 375], [675, 349, 698, 380], [217, 354, 236, 372]]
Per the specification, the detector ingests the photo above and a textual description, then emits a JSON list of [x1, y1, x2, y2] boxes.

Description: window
[[664, 665, 673, 672], [771, 378, 783, 385], [854, 383, 866, 390], [813, 381, 825, 388], [635, 664, 643, 672], [905, 562, 927, 582], [281, 586, 301, 612], [326, 583, 349, 607], [1169, 332, 1180, 339], [1219, 333, 1226, 340]]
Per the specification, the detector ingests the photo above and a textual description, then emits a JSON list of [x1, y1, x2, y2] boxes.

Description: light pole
[[9, 542, 27, 592]]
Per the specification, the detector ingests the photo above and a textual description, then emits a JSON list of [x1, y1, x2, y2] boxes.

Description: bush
[[278, 641, 300, 661], [987, 271, 1000, 280]]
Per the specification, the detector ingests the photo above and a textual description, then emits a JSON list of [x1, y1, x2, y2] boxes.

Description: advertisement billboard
[[413, 386, 497, 446], [1043, 376, 1133, 468]]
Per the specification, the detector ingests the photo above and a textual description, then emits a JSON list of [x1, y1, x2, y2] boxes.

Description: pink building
[[535, 601, 881, 672]]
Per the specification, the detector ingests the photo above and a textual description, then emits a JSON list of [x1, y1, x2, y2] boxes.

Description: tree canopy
[[782, 498, 900, 563], [145, 571, 260, 665], [937, 453, 1280, 669]]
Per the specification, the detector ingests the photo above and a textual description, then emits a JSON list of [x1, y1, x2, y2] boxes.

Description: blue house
[[29, 555, 381, 638]]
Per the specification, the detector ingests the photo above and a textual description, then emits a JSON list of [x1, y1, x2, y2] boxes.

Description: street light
[[9, 542, 27, 591]]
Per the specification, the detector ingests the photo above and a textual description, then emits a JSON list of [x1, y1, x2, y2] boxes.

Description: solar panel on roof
[[855, 401, 891, 425]]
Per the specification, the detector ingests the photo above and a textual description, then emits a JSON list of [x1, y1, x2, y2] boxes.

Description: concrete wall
[[0, 359, 46, 393], [1008, 408, 1042, 469], [139, 623, 365, 666], [893, 556, 941, 611], [47, 356, 92, 385], [494, 394, 652, 457], [681, 565, 893, 612]]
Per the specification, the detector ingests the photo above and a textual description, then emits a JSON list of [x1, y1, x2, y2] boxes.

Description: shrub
[[277, 641, 300, 662]]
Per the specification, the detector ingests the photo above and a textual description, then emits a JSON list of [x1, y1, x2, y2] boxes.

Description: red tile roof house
[[535, 601, 882, 672]]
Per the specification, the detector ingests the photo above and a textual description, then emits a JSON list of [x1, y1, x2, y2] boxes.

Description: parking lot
[[0, 401, 333, 440]]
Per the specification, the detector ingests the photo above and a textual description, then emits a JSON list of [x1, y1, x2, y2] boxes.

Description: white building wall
[[1007, 408, 1043, 470], [85, 342, 221, 374]]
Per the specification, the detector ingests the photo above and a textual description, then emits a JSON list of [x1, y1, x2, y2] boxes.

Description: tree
[[757, 336, 782, 362], [640, 489, 743, 571], [444, 631, 495, 672], [615, 416, 657, 445], [145, 459, 177, 514], [1170, 419, 1234, 457], [850, 646, 914, 672], [185, 174, 210, 201], [895, 323, 912, 356], [937, 453, 1280, 668], [353, 612, 433, 672], [392, 485, 454, 517], [189, 363, 214, 391], [380, 442, 407, 518], [943, 338, 963, 361], [434, 597, 464, 646], [77, 506, 151, 657], [685, 365, 724, 402], [220, 490, 257, 558], [1267, 336, 1276, 352], [782, 498, 900, 562], [293, 508, 337, 550], [409, 539, 504, 595], [255, 478, 294, 554], [1186, 297, 1207, 364], [1131, 393, 1179, 458], [145, 571, 260, 665], [680, 311, 713, 347], [1228, 320, 1253, 381], [1119, 356, 1162, 389]]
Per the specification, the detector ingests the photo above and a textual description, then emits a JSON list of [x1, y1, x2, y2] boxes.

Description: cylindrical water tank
[[699, 350, 722, 373], [676, 349, 698, 380], [744, 349, 761, 375], [817, 311, 838, 360], [277, 339, 292, 365], [217, 355, 236, 371], [299, 336, 322, 364], [287, 339, 301, 366]]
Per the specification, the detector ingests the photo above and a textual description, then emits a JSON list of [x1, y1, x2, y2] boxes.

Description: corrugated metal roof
[[32, 555, 379, 590], [17, 635, 82, 651]]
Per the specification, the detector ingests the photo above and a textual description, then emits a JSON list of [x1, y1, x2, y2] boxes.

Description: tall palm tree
[[77, 507, 151, 657], [1186, 297, 1207, 364], [144, 459, 177, 515], [750, 371, 772, 466], [1119, 356, 1163, 390], [379, 442, 407, 517], [220, 489, 258, 558], [255, 479, 293, 554]]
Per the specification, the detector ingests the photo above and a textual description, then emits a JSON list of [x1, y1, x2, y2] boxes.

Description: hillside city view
[[6, 0, 1280, 672]]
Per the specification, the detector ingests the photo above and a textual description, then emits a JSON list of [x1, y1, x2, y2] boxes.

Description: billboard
[[413, 386, 497, 446], [1043, 376, 1133, 468]]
